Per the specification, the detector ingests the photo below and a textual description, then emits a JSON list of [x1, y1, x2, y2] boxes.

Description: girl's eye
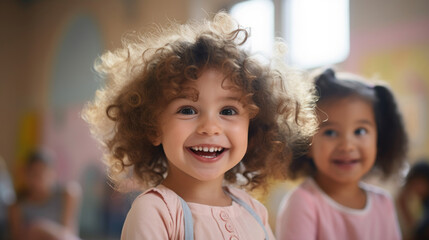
[[177, 107, 197, 115], [323, 129, 337, 137], [220, 108, 237, 116], [355, 128, 368, 136]]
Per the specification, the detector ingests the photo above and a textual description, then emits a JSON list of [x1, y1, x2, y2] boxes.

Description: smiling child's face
[[155, 68, 250, 183], [310, 96, 378, 185]]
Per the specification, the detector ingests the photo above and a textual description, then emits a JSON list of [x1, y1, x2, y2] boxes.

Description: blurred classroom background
[[0, 0, 428, 239]]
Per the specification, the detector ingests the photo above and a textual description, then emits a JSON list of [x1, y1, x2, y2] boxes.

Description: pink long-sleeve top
[[276, 178, 401, 240], [121, 184, 275, 239]]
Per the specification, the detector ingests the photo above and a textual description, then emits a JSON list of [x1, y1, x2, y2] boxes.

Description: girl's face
[[156, 68, 250, 183], [310, 96, 377, 185]]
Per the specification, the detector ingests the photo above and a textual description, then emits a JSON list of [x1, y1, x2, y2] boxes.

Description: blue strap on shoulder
[[225, 191, 270, 240], [179, 196, 194, 240]]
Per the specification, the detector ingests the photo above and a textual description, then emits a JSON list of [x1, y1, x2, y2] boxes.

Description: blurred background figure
[[78, 164, 135, 240], [276, 68, 407, 240], [397, 158, 429, 240], [8, 151, 81, 240], [0, 155, 16, 240]]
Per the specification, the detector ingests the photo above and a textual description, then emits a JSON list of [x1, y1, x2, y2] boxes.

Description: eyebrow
[[222, 96, 242, 102], [319, 119, 375, 127], [356, 119, 375, 126], [319, 121, 333, 128], [176, 93, 242, 100], [171, 95, 243, 104]]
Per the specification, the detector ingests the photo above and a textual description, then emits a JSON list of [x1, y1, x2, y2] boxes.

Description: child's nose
[[338, 135, 356, 152], [197, 114, 222, 136]]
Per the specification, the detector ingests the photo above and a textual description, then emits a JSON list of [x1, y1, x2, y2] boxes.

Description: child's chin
[[191, 172, 224, 182]]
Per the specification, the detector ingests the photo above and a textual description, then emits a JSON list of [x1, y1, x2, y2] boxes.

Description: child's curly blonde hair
[[82, 12, 317, 191]]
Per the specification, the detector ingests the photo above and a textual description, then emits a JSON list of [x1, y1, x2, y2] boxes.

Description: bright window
[[284, 0, 350, 68], [230, 0, 274, 59], [230, 0, 350, 69]]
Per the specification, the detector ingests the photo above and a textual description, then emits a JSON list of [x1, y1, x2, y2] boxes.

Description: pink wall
[[343, 18, 429, 73]]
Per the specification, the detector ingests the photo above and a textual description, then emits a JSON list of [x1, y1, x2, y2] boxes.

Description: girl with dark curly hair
[[83, 12, 317, 239], [277, 68, 408, 240]]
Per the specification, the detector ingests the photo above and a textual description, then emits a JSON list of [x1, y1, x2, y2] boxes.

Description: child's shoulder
[[359, 182, 398, 217], [135, 184, 180, 203], [227, 186, 258, 204], [284, 178, 321, 205], [360, 182, 394, 203], [227, 186, 268, 213], [130, 185, 182, 217], [122, 185, 184, 239], [277, 178, 322, 220]]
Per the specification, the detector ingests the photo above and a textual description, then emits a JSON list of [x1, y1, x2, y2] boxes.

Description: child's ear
[[152, 135, 162, 146], [149, 131, 162, 146]]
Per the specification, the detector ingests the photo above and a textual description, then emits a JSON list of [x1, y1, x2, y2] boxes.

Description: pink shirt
[[276, 178, 401, 240], [121, 185, 275, 239]]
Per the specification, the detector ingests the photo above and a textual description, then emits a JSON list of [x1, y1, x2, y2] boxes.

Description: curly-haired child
[[276, 68, 408, 240], [83, 12, 317, 239]]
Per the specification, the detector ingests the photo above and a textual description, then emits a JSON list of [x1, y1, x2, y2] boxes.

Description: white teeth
[[190, 146, 223, 152]]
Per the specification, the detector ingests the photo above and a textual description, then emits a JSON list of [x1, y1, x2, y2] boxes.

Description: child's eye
[[177, 106, 197, 115], [323, 129, 337, 137], [355, 128, 368, 136], [220, 107, 237, 115]]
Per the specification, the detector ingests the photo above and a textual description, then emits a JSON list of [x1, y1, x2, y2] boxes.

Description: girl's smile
[[330, 152, 362, 170], [331, 158, 361, 171], [186, 144, 227, 162]]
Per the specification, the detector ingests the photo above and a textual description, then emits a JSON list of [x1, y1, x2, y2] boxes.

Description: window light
[[230, 0, 274, 59], [284, 0, 350, 68]]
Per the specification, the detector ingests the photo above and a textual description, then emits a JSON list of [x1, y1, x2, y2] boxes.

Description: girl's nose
[[197, 114, 222, 136], [337, 135, 356, 153]]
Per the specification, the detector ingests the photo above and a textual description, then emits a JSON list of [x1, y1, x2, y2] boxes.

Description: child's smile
[[330, 151, 362, 170], [156, 68, 250, 183], [187, 145, 227, 161], [331, 158, 361, 171]]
